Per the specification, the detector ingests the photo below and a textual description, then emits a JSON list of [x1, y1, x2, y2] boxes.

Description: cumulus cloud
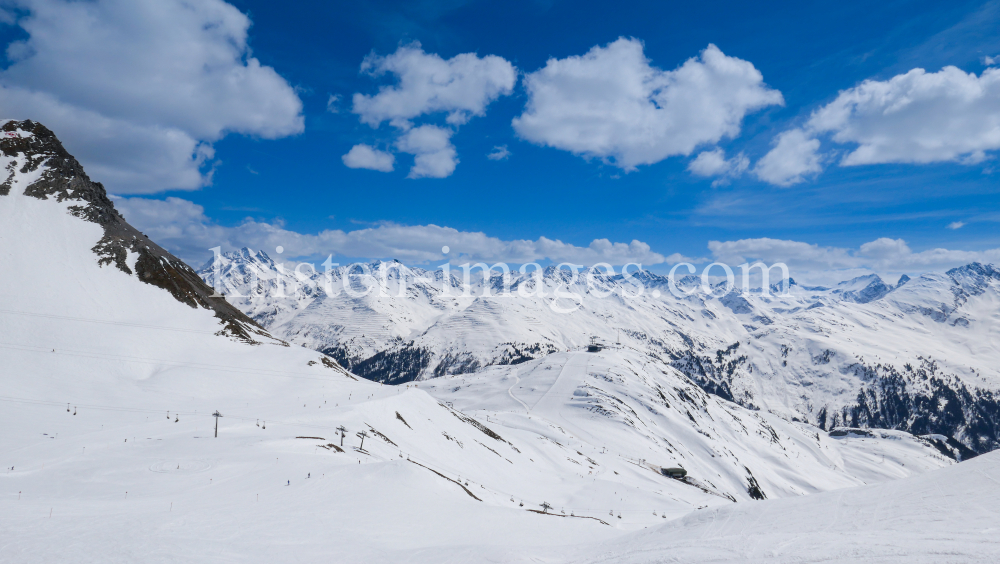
[[808, 66, 1000, 166], [115, 197, 669, 267], [948, 221, 966, 230], [353, 42, 516, 128], [347, 43, 515, 178], [708, 236, 1000, 282], [342, 144, 395, 172], [0, 0, 303, 194], [688, 148, 749, 185], [857, 237, 912, 260], [753, 128, 823, 186], [395, 125, 457, 178], [709, 238, 856, 271], [487, 145, 510, 161], [512, 39, 783, 170], [756, 64, 1000, 186], [689, 149, 732, 176]]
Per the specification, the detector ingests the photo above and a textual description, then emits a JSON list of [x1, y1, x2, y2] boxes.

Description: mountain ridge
[[200, 246, 1000, 455], [1, 119, 268, 343]]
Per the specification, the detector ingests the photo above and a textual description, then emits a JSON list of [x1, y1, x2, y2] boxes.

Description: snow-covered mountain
[[200, 248, 1000, 456], [2, 119, 992, 562]]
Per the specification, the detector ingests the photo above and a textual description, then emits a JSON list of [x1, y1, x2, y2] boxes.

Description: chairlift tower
[[213, 411, 223, 438]]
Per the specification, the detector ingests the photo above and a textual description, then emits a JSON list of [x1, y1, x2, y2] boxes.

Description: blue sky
[[2, 0, 999, 281]]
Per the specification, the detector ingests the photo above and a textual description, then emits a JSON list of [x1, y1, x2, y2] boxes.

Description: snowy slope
[[567, 449, 1000, 564], [201, 249, 1000, 455], [1, 119, 981, 562], [419, 347, 956, 506]]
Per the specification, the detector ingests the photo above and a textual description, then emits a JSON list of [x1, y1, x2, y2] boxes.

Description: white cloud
[[395, 125, 457, 178], [354, 43, 517, 127], [352, 42, 516, 128], [858, 237, 912, 260], [114, 197, 668, 267], [0, 0, 303, 194], [753, 128, 823, 186], [708, 236, 1000, 283], [512, 39, 783, 170], [487, 145, 510, 161], [754, 65, 1000, 186], [109, 198, 1000, 282], [342, 144, 395, 172], [688, 148, 749, 185], [948, 221, 966, 230], [709, 237, 856, 271], [985, 55, 998, 66], [326, 94, 342, 113], [808, 65, 1000, 166], [688, 148, 731, 176], [348, 43, 515, 178]]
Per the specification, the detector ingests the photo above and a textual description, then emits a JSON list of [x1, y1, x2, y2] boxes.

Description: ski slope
[[569, 448, 1000, 564]]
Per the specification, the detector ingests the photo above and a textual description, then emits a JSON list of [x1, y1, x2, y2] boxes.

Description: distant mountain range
[[200, 248, 1000, 455]]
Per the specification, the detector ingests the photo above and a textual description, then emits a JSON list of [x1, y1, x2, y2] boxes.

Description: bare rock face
[[0, 119, 270, 344]]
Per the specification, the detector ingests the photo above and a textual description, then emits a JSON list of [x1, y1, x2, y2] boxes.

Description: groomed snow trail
[[507, 368, 530, 414]]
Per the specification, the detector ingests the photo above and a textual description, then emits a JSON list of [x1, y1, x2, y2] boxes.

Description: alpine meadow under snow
[[1, 118, 998, 562]]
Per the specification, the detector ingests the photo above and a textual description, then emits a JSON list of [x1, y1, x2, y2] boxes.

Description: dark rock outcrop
[[0, 119, 270, 344]]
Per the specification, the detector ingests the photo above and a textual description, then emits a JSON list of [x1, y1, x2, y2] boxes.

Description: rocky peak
[[835, 274, 892, 304], [0, 119, 267, 343]]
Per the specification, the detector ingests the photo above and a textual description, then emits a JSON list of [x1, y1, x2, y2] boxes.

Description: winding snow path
[[507, 368, 530, 414]]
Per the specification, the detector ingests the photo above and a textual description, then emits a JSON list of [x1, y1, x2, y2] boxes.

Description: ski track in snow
[[507, 368, 530, 414]]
